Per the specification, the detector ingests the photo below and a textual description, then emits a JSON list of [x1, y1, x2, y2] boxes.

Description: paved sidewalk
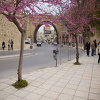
[[0, 55, 100, 100]]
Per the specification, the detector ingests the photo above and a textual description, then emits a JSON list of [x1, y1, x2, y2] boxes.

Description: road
[[0, 43, 84, 79]]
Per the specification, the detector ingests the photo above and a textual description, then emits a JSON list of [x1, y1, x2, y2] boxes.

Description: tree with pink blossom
[[0, 0, 63, 87], [58, 0, 98, 64]]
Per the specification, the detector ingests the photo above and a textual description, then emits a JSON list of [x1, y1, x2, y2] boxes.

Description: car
[[25, 38, 31, 44], [37, 41, 42, 46], [52, 41, 57, 45]]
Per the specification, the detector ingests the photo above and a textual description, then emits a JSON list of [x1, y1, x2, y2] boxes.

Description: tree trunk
[[18, 33, 25, 81], [75, 35, 79, 63]]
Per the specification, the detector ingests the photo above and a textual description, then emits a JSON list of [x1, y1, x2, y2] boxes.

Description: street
[[0, 43, 84, 79]]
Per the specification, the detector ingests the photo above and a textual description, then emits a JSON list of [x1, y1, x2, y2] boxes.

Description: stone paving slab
[[0, 55, 100, 100]]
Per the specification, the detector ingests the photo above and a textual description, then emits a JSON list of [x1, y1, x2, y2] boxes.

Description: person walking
[[2, 41, 5, 50], [91, 41, 95, 56], [94, 39, 97, 55], [10, 40, 14, 50], [86, 40, 90, 56], [97, 43, 100, 64], [8, 40, 10, 50]]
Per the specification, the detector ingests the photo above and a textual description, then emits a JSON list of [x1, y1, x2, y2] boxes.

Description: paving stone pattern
[[0, 55, 100, 100]]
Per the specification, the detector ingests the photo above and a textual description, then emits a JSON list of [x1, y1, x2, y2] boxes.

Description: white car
[[37, 41, 42, 46], [25, 38, 31, 44], [52, 41, 57, 45]]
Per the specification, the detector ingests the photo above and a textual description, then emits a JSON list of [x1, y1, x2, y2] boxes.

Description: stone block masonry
[[0, 15, 21, 50]]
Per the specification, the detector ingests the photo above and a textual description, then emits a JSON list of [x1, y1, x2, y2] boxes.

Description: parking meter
[[30, 38, 33, 49], [53, 49, 59, 66]]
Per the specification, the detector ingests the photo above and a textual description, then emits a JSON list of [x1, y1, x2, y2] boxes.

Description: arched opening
[[33, 22, 59, 43]]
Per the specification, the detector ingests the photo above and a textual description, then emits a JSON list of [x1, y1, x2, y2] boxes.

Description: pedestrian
[[98, 41, 100, 45], [97, 43, 100, 64], [8, 40, 10, 50], [86, 40, 90, 56], [10, 39, 14, 50], [91, 41, 95, 56], [2, 41, 5, 50], [94, 39, 97, 55]]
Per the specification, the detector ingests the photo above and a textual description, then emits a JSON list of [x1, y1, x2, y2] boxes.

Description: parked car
[[37, 41, 42, 46], [52, 41, 57, 45], [25, 38, 31, 44]]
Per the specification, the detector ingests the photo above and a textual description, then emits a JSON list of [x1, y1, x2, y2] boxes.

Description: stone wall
[[91, 32, 100, 43], [0, 15, 21, 50], [0, 14, 99, 51]]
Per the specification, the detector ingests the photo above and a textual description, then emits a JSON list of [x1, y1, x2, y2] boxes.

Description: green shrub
[[74, 62, 81, 65], [12, 80, 28, 89]]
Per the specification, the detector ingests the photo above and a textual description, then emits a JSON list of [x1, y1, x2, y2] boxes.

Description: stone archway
[[26, 19, 66, 44], [33, 21, 59, 43]]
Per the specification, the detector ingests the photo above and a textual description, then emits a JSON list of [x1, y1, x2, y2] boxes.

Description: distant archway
[[33, 21, 59, 43]]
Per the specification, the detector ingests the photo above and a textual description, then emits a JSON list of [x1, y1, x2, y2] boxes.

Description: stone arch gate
[[26, 20, 65, 43]]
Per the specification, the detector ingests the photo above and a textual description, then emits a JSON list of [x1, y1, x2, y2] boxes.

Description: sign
[[44, 26, 50, 30], [44, 30, 51, 34]]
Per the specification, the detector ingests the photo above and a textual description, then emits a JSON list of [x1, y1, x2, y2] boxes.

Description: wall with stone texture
[[27, 20, 65, 43], [0, 14, 99, 51], [0, 15, 21, 50], [91, 32, 100, 43]]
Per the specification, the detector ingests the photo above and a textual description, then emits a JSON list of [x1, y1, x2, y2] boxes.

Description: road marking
[[0, 53, 35, 60]]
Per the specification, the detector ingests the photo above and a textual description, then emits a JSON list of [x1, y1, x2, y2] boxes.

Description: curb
[[0, 53, 35, 59]]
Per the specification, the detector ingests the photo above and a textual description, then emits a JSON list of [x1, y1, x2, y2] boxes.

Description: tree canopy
[[57, 0, 99, 35]]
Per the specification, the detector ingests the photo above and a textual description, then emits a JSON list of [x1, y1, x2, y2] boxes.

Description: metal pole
[[60, 36, 62, 65], [70, 34, 72, 60], [64, 34, 66, 45], [68, 35, 70, 61], [68, 34, 71, 61], [56, 59, 57, 67], [81, 35, 83, 56]]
